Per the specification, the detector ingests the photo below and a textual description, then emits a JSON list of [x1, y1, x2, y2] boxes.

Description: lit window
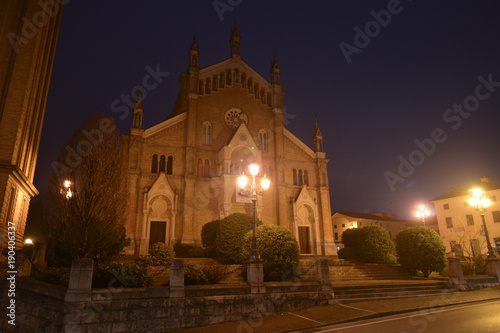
[[446, 217, 453, 228], [203, 122, 211, 145]]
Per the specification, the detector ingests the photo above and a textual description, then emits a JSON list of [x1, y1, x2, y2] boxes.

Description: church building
[[123, 25, 336, 256]]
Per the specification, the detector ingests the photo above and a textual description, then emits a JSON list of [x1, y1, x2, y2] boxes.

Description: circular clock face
[[224, 109, 248, 129]]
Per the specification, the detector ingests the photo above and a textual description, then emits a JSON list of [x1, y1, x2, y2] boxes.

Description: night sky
[[35, 0, 500, 220]]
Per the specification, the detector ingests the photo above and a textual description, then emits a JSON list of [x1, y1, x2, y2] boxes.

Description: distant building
[[0, 0, 63, 253], [122, 25, 336, 256], [331, 211, 430, 249], [431, 174, 500, 256]]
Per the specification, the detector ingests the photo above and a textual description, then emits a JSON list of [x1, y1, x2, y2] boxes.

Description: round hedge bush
[[340, 225, 395, 263], [201, 219, 221, 256], [396, 226, 446, 277], [241, 224, 300, 282], [215, 213, 261, 263]]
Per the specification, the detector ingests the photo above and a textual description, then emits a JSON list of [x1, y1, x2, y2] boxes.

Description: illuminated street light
[[63, 180, 72, 199], [468, 188, 496, 258], [415, 204, 431, 226], [237, 163, 270, 259], [24, 238, 33, 245]]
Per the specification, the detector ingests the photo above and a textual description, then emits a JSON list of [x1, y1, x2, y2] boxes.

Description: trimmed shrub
[[357, 226, 395, 263], [173, 242, 194, 258], [201, 220, 221, 256], [34, 267, 70, 286], [337, 247, 358, 260], [241, 225, 300, 282], [215, 213, 261, 264], [184, 263, 209, 285], [341, 228, 362, 248], [145, 242, 175, 266], [340, 226, 395, 263], [396, 227, 446, 277], [187, 245, 206, 257], [92, 261, 154, 288]]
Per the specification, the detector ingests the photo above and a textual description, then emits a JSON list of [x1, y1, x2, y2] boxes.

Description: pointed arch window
[[293, 169, 297, 185], [159, 155, 166, 173], [203, 122, 212, 145], [259, 129, 268, 152], [298, 169, 303, 186], [204, 159, 210, 177], [151, 154, 158, 173], [304, 170, 309, 186], [167, 156, 173, 174]]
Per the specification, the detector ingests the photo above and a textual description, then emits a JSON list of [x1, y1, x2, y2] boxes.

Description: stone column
[[65, 259, 93, 302], [170, 259, 185, 298], [315, 258, 332, 291], [447, 257, 466, 286], [486, 257, 500, 282], [247, 258, 265, 294]]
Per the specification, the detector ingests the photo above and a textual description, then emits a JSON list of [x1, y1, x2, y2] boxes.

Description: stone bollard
[[486, 257, 500, 283], [447, 257, 466, 287], [65, 258, 93, 302], [247, 258, 265, 294], [315, 258, 333, 291], [170, 259, 185, 298]]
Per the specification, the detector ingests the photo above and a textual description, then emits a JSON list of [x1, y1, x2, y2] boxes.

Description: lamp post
[[468, 188, 496, 258], [237, 164, 270, 259], [62, 180, 73, 199], [415, 205, 431, 226]]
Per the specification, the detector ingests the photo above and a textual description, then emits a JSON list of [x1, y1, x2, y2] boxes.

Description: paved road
[[313, 299, 500, 333]]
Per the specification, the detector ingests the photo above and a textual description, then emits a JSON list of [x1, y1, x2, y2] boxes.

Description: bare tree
[[45, 113, 129, 263]]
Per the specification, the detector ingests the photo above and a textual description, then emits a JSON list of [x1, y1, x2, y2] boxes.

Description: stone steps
[[330, 282, 457, 304]]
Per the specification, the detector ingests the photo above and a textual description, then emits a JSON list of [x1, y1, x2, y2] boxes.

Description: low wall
[[3, 278, 333, 332]]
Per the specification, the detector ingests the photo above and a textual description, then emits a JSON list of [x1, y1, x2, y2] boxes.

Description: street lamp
[[62, 180, 72, 199], [237, 164, 270, 259], [415, 205, 431, 226], [468, 188, 496, 258]]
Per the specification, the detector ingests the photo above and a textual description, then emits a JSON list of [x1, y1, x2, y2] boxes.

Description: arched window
[[167, 156, 173, 175], [159, 155, 166, 173], [304, 170, 309, 186], [203, 122, 211, 145], [259, 130, 268, 152], [298, 169, 303, 186], [151, 154, 158, 173], [293, 169, 297, 185]]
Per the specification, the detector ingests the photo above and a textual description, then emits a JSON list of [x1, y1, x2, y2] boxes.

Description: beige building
[[431, 174, 500, 256], [0, 0, 63, 252], [123, 25, 336, 256], [331, 211, 425, 249]]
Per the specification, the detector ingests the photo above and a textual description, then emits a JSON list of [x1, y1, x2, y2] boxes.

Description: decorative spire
[[270, 51, 280, 84], [230, 20, 241, 58], [189, 32, 199, 67], [132, 90, 143, 129], [313, 117, 324, 152]]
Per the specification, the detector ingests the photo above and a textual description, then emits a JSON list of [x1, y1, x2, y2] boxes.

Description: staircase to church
[[298, 257, 413, 281]]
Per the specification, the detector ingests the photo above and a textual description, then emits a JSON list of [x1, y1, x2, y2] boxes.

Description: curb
[[282, 296, 500, 332]]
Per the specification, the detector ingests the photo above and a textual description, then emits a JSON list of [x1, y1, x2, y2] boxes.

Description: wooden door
[[149, 221, 166, 246], [298, 226, 311, 254]]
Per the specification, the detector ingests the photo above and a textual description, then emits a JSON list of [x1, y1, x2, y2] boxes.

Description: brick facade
[[123, 26, 337, 256]]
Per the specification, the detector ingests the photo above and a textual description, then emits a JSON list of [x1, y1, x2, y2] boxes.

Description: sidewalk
[[178, 284, 500, 333]]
